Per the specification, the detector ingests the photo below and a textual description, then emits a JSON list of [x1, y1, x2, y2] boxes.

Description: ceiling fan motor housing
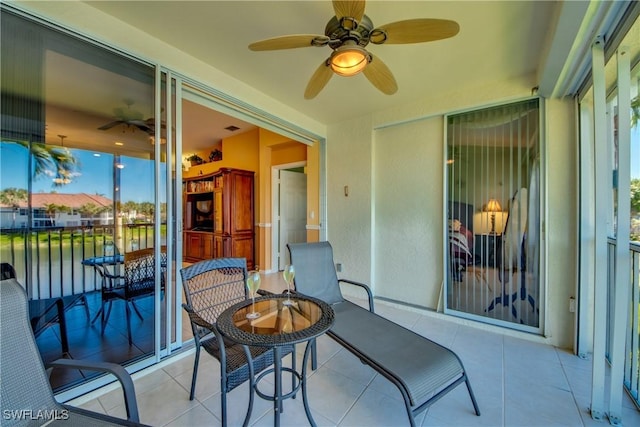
[[325, 15, 374, 49]]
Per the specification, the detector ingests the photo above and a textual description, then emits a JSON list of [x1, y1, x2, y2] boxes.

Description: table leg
[[273, 346, 282, 427], [302, 338, 317, 427], [55, 298, 70, 356]]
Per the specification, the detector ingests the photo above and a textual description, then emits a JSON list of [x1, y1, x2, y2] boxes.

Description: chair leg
[[220, 374, 228, 427], [242, 374, 255, 427], [189, 346, 201, 400], [465, 376, 481, 416], [125, 302, 132, 346], [130, 300, 144, 320], [80, 294, 90, 321], [98, 301, 113, 334]]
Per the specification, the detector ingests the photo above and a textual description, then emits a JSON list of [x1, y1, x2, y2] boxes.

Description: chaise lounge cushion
[[286, 241, 344, 304], [331, 301, 463, 406]]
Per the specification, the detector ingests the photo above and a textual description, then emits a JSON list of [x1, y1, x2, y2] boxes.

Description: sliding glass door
[[444, 98, 543, 332], [0, 8, 170, 393]]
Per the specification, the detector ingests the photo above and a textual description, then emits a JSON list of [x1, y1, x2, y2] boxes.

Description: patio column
[[589, 34, 608, 421], [608, 45, 631, 427]]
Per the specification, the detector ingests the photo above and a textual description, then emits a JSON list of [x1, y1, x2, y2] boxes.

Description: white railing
[[607, 238, 640, 408]]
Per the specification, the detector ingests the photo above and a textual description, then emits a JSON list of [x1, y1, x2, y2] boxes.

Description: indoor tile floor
[[68, 273, 640, 427]]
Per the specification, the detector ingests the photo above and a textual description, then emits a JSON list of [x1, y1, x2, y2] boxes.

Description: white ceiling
[[82, 1, 560, 125]]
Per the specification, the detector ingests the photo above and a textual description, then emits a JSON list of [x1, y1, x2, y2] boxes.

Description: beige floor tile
[[340, 386, 425, 427], [75, 293, 640, 427], [163, 403, 219, 427], [305, 365, 368, 424]]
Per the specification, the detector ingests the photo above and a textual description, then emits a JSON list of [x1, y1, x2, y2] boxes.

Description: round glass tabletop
[[217, 294, 334, 347]]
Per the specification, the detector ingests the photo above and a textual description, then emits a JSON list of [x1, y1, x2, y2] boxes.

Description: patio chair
[[93, 247, 167, 345], [1, 262, 73, 356], [288, 241, 481, 427], [180, 258, 296, 427], [0, 277, 147, 426]]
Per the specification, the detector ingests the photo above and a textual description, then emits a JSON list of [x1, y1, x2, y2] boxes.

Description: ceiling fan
[[248, 0, 460, 99], [97, 99, 154, 134]]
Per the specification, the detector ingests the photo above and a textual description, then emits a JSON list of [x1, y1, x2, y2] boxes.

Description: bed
[[448, 202, 475, 282]]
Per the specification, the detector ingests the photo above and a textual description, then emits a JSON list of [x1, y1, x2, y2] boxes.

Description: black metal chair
[[93, 247, 167, 345], [180, 258, 296, 426], [0, 276, 147, 426]]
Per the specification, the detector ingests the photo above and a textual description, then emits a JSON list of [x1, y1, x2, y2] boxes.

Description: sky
[[0, 143, 166, 203]]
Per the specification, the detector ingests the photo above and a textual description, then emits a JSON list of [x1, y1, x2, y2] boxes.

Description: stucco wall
[[373, 117, 444, 307], [326, 116, 373, 287], [544, 98, 578, 348], [326, 79, 578, 349]]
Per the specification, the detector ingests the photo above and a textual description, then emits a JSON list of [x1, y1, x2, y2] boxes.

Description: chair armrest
[[257, 289, 276, 296], [47, 358, 140, 423], [339, 279, 374, 312], [182, 303, 215, 331]]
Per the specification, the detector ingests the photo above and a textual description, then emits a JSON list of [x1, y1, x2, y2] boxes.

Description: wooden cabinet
[[184, 231, 214, 260], [183, 168, 255, 268]]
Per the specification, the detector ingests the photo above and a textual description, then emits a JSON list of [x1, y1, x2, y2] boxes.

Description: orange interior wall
[[182, 126, 319, 272]]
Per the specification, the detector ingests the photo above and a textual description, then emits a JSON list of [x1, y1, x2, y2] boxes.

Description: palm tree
[[632, 96, 639, 129], [41, 203, 66, 227], [13, 140, 80, 186], [0, 188, 28, 228]]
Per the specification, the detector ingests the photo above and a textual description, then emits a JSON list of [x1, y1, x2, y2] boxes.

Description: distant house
[[0, 193, 113, 229]]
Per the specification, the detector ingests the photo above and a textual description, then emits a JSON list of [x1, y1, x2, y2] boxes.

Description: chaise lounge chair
[[288, 241, 481, 427]]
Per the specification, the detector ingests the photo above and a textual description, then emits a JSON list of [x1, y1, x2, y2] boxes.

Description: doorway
[[272, 163, 307, 271]]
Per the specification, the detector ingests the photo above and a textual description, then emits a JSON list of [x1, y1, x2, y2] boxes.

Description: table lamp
[[484, 199, 502, 234]]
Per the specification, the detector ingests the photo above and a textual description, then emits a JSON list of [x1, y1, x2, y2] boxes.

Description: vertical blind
[[445, 98, 541, 330]]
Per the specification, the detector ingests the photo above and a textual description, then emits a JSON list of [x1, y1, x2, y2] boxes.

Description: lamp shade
[[484, 199, 502, 212], [330, 44, 370, 77]]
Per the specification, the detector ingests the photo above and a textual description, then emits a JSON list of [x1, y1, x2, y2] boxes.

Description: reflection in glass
[[446, 99, 541, 330], [0, 9, 160, 392]]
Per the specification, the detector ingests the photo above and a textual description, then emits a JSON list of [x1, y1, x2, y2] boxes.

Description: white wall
[[544, 98, 578, 348], [373, 118, 444, 307], [326, 76, 578, 349], [326, 116, 373, 287]]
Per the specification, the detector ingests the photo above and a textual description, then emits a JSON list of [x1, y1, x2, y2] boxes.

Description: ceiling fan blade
[[333, 0, 366, 22], [304, 60, 333, 99], [370, 19, 460, 44], [362, 54, 397, 95], [97, 120, 123, 131], [129, 120, 153, 133], [249, 34, 329, 51]]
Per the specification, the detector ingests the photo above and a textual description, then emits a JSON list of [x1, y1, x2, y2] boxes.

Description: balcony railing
[[0, 223, 158, 299], [607, 238, 640, 408]]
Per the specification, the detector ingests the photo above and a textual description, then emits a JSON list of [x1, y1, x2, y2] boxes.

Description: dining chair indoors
[[180, 258, 296, 426]]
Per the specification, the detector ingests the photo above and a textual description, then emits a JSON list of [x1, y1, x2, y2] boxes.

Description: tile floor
[[68, 273, 640, 427]]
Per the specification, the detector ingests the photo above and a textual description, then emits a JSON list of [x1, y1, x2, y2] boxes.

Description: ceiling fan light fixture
[[330, 44, 370, 77]]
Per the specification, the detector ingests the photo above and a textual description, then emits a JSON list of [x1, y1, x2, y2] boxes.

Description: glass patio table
[[217, 294, 334, 427]]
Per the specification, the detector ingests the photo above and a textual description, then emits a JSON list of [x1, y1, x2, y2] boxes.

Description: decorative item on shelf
[[186, 153, 204, 166], [209, 149, 222, 162], [483, 199, 502, 235]]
